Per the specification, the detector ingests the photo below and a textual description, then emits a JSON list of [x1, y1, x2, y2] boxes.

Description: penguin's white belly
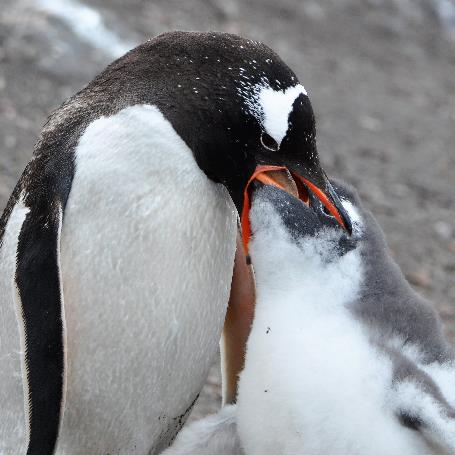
[[56, 105, 237, 454]]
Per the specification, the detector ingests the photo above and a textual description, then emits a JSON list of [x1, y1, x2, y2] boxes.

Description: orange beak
[[240, 165, 348, 255]]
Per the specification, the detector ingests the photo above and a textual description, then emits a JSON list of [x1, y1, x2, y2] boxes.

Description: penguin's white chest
[[57, 105, 237, 454]]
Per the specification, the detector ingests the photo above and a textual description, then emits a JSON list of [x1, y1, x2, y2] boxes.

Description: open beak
[[222, 164, 351, 405], [240, 165, 352, 254]]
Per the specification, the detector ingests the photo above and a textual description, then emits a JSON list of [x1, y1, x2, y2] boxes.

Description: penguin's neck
[[251, 233, 364, 331]]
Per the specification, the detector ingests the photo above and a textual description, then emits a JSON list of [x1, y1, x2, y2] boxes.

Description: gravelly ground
[[0, 0, 454, 421]]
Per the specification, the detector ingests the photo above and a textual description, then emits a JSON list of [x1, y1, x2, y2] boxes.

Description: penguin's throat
[[240, 166, 347, 255], [240, 166, 307, 255]]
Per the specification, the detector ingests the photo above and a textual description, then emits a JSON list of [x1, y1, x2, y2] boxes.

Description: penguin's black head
[[108, 31, 351, 249]]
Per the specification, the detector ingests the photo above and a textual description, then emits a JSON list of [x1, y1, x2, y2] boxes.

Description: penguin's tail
[[394, 377, 455, 453]]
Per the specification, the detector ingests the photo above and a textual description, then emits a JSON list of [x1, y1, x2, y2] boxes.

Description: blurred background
[[0, 0, 454, 420]]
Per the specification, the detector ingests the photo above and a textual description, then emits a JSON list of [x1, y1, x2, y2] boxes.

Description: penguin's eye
[[260, 132, 279, 151]]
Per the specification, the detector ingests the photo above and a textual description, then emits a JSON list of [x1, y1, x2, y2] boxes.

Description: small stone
[[434, 221, 452, 240], [406, 270, 432, 288], [447, 286, 455, 300], [4, 135, 17, 149], [391, 183, 409, 198], [302, 2, 325, 20], [358, 115, 383, 132], [445, 258, 455, 272]]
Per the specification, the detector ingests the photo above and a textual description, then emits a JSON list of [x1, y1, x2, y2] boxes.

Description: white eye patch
[[258, 84, 307, 146]]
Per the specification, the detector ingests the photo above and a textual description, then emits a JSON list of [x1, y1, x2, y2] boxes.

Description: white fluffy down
[[390, 381, 455, 453], [162, 405, 242, 455], [235, 198, 448, 455]]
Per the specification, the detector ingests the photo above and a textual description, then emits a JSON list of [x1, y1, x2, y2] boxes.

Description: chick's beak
[[224, 165, 351, 404], [240, 165, 352, 254]]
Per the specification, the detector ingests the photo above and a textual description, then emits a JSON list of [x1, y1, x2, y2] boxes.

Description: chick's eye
[[260, 132, 279, 151], [322, 205, 335, 218]]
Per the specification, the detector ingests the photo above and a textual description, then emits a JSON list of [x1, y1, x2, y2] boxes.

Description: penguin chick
[[163, 181, 455, 455], [236, 181, 455, 455]]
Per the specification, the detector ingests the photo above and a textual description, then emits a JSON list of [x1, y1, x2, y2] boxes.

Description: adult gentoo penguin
[[166, 180, 455, 455], [237, 181, 455, 454], [0, 32, 350, 455]]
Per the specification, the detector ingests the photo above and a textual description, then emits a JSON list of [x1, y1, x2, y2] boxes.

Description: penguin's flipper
[[394, 378, 455, 452], [221, 231, 255, 405], [162, 405, 243, 455], [15, 198, 66, 455]]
